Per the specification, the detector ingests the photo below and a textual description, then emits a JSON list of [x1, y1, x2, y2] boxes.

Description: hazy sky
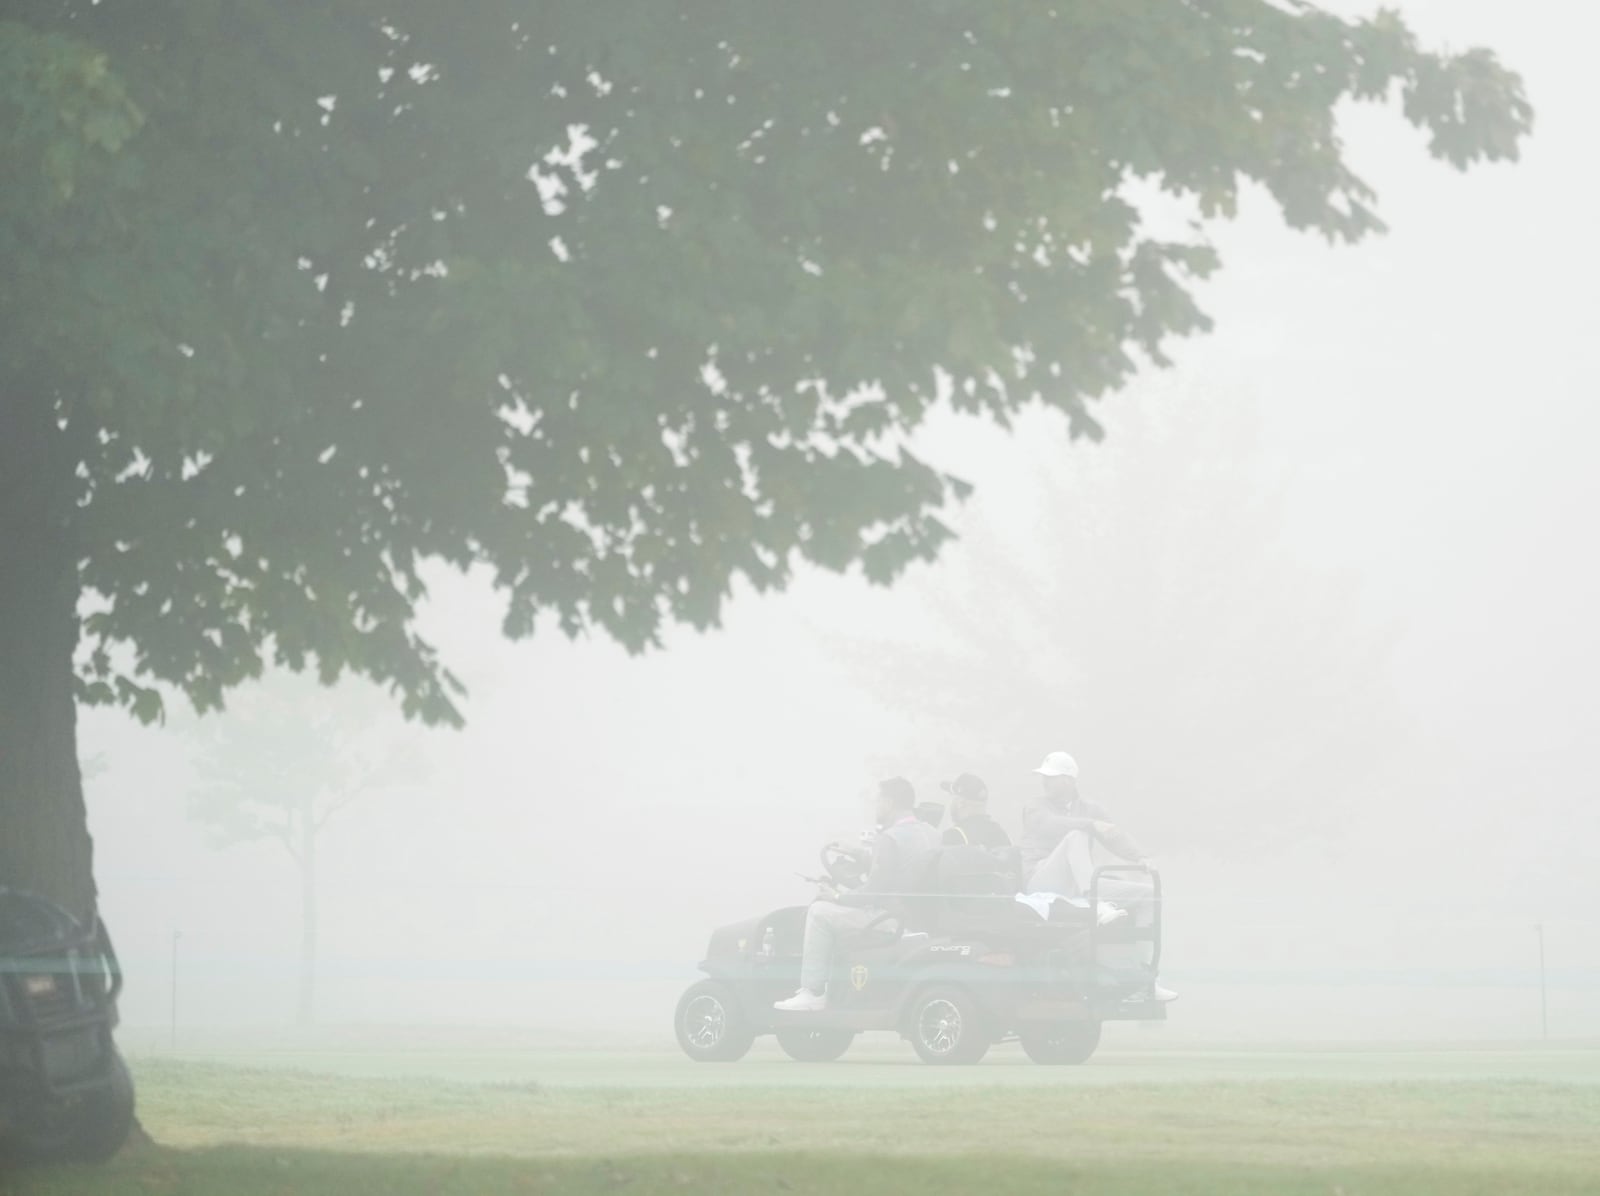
[[82, 1, 1598, 1043]]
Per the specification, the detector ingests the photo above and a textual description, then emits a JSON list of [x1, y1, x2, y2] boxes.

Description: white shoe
[[1096, 902, 1129, 927], [1150, 983, 1179, 1002], [773, 989, 826, 1012]]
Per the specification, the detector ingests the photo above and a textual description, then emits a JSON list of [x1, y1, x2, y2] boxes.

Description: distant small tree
[[186, 676, 425, 1026]]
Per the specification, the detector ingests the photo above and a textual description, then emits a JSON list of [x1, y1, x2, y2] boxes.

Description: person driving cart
[[773, 776, 940, 1013]]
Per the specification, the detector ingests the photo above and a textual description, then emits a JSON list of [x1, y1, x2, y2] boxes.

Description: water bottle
[[757, 926, 776, 960]]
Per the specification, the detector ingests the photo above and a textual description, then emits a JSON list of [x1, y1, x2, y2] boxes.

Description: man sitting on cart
[[774, 776, 941, 1013], [1020, 749, 1176, 1002], [940, 772, 1012, 849], [1021, 751, 1148, 906]]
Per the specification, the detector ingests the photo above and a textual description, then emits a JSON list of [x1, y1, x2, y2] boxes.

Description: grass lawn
[[4, 1051, 1599, 1194]]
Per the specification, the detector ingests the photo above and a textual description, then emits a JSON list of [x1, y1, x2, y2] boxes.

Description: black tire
[[674, 980, 755, 1063], [1019, 1020, 1102, 1065], [906, 986, 990, 1065], [62, 1051, 137, 1162], [8, 1050, 136, 1164], [775, 1027, 854, 1063]]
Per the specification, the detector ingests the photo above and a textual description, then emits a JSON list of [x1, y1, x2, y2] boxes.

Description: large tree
[[0, 2, 1529, 921]]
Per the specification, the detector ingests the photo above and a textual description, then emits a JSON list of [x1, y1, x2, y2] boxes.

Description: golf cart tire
[[674, 979, 755, 1062], [907, 985, 990, 1066], [1018, 1020, 1102, 1065], [61, 1051, 136, 1162], [775, 1027, 855, 1063], [10, 1051, 136, 1165]]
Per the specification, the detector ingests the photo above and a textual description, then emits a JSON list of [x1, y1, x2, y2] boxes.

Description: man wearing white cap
[[1020, 750, 1147, 900], [1020, 750, 1175, 1001]]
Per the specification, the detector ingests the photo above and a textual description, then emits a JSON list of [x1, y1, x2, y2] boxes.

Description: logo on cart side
[[849, 965, 869, 991]]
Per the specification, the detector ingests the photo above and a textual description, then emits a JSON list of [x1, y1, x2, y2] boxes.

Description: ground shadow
[[3, 1142, 1594, 1196]]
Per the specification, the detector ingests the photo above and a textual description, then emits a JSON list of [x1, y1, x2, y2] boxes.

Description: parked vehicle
[[0, 888, 134, 1162]]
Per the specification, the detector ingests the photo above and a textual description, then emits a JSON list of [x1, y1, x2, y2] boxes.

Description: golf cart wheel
[[674, 980, 755, 1063], [9, 1051, 136, 1164], [775, 1027, 855, 1063], [1018, 1020, 1102, 1065], [907, 986, 989, 1065], [62, 1050, 136, 1161]]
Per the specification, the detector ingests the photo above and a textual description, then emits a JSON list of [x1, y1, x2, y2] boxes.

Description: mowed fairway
[[4, 1044, 1599, 1195]]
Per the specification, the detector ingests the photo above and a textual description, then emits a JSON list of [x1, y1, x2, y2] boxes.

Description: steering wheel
[[819, 842, 869, 890]]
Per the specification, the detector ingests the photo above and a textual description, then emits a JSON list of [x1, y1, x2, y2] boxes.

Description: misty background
[[78, 0, 1597, 1044]]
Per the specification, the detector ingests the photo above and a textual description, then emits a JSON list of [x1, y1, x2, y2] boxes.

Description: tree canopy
[[2, 1, 1531, 730], [0, 3, 1528, 916]]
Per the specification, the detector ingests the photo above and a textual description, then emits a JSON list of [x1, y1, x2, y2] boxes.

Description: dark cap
[[940, 773, 988, 802], [878, 776, 916, 809]]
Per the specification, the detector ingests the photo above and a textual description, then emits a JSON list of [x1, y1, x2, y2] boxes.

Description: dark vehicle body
[[676, 863, 1163, 1065], [0, 888, 135, 1162]]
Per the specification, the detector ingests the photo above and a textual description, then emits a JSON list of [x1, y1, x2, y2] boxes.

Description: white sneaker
[[773, 989, 826, 1012], [1096, 902, 1129, 927], [1151, 983, 1179, 1002]]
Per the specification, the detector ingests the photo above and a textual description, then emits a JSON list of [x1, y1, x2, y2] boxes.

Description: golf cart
[[0, 888, 135, 1162], [674, 843, 1164, 1065]]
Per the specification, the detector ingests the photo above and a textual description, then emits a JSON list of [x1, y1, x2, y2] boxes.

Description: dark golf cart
[[0, 888, 135, 1162], [674, 843, 1164, 1065]]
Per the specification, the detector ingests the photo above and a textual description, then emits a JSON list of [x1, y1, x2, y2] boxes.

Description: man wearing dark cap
[[774, 776, 939, 1013], [939, 773, 1012, 850]]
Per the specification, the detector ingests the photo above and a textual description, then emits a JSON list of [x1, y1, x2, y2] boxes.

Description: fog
[[79, 0, 1597, 1048]]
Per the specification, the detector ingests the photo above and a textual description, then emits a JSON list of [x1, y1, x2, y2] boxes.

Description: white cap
[[1033, 751, 1079, 778]]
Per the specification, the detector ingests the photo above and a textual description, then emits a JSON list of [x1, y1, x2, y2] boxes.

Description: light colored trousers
[[1027, 829, 1097, 899], [1026, 831, 1156, 972], [1027, 830, 1152, 905], [799, 900, 881, 994]]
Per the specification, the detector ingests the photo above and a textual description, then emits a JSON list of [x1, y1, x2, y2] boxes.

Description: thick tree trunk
[[0, 390, 96, 923], [295, 800, 317, 1027]]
